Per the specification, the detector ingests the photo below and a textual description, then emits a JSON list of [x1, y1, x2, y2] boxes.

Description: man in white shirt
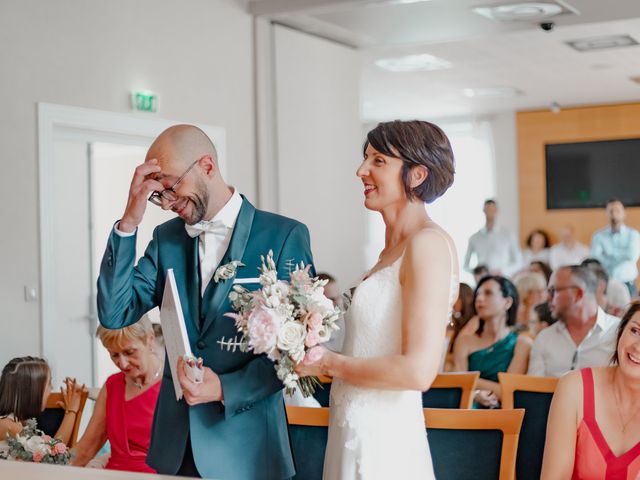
[[463, 199, 521, 276], [528, 265, 620, 377], [549, 225, 589, 270], [591, 198, 640, 295]]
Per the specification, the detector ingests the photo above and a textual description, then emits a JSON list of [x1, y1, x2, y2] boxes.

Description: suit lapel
[[200, 198, 256, 334]]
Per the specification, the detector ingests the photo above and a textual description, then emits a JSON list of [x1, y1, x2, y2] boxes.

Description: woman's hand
[[294, 346, 331, 378], [57, 377, 87, 412], [474, 389, 500, 408]]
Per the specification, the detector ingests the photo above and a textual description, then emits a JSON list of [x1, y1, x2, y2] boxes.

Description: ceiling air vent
[[566, 35, 639, 52]]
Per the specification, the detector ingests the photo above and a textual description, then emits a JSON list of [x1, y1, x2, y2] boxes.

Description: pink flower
[[303, 346, 323, 365], [304, 312, 323, 330], [290, 266, 311, 287], [305, 330, 320, 348], [54, 442, 67, 455], [32, 451, 44, 463], [247, 307, 282, 354], [41, 435, 51, 442]]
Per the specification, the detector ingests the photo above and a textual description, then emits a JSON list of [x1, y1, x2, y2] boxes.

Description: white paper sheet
[[160, 269, 194, 401]]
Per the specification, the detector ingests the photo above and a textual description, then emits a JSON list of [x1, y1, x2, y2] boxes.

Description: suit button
[[197, 341, 206, 349]]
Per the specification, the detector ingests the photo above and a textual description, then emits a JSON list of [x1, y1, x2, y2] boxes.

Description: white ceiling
[[249, 0, 640, 121]]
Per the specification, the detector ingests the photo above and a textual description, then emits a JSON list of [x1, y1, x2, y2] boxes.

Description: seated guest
[[472, 264, 489, 285], [452, 276, 532, 406], [541, 301, 640, 479], [529, 260, 552, 285], [581, 258, 609, 310], [528, 265, 620, 377], [0, 357, 85, 453], [521, 228, 551, 267], [606, 278, 631, 317], [513, 271, 547, 332], [530, 302, 556, 336], [72, 317, 162, 472], [448, 283, 476, 350], [549, 225, 589, 270]]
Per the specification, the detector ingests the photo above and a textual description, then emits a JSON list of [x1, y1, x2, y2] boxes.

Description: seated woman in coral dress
[[452, 275, 532, 407], [542, 301, 640, 479], [72, 317, 162, 473]]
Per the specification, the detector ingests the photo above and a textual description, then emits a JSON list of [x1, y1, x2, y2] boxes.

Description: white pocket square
[[233, 277, 261, 284]]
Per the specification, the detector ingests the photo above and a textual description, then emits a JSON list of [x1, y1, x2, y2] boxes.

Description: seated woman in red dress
[[542, 301, 640, 479], [72, 317, 163, 473]]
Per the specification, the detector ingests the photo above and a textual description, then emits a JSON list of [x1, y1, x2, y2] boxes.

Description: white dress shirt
[[527, 307, 620, 377], [463, 225, 522, 275], [549, 242, 590, 270], [194, 189, 242, 295], [115, 189, 243, 296]]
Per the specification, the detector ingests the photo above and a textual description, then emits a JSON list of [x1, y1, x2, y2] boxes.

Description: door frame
[[37, 102, 226, 382]]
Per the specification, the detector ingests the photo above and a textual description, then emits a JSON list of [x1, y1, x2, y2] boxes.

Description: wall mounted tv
[[545, 137, 640, 210]]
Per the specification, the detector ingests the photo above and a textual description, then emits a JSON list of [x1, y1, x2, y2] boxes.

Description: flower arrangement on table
[[219, 250, 340, 397], [1, 418, 70, 464]]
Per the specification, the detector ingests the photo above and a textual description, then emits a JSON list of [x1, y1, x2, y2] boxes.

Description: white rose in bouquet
[[25, 436, 46, 454], [277, 321, 306, 352]]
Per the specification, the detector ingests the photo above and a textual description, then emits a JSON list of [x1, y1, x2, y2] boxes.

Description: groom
[[97, 125, 313, 479]]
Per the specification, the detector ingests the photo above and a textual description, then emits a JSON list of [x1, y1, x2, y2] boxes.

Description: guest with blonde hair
[[513, 271, 547, 332], [72, 317, 162, 473]]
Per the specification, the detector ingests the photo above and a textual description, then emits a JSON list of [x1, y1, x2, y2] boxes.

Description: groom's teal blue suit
[[97, 196, 313, 479]]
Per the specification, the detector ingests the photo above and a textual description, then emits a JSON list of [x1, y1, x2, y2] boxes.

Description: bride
[[297, 120, 458, 479]]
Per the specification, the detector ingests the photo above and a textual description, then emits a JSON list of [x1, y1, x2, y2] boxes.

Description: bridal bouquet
[[1, 419, 71, 464], [221, 250, 340, 396]]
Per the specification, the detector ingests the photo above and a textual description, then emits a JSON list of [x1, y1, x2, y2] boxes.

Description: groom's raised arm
[[218, 222, 314, 419], [97, 225, 160, 329]]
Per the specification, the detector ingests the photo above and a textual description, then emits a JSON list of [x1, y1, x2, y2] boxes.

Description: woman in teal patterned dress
[[452, 275, 533, 407]]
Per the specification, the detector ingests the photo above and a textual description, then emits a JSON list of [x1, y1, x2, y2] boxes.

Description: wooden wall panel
[[517, 102, 640, 249]]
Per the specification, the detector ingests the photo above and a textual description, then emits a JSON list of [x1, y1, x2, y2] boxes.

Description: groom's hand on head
[[177, 357, 224, 405]]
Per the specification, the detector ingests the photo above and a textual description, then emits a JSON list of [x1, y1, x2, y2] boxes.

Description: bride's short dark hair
[[0, 356, 50, 422], [364, 120, 455, 203]]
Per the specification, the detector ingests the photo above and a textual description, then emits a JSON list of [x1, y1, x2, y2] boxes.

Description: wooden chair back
[[424, 407, 525, 480], [499, 373, 559, 480], [286, 406, 330, 480], [37, 390, 89, 447], [423, 372, 479, 409]]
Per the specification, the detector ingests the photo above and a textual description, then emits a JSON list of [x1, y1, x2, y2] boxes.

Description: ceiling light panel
[[375, 54, 451, 72], [473, 2, 574, 22]]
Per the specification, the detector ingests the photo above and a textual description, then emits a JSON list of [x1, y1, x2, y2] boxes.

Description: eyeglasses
[[148, 158, 199, 206], [546, 285, 581, 297]]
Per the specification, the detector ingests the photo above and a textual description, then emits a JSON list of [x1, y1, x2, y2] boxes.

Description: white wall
[[273, 25, 366, 287], [0, 0, 255, 366], [491, 111, 520, 240]]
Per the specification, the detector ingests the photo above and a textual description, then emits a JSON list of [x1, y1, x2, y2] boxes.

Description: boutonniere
[[214, 260, 245, 283]]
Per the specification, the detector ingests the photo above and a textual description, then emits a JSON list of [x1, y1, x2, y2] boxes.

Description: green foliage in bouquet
[[2, 418, 71, 464]]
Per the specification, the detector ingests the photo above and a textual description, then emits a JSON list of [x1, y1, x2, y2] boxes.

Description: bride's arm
[[300, 229, 454, 391]]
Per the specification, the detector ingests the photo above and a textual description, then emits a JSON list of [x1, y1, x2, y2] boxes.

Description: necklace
[[130, 364, 162, 390], [612, 371, 640, 433]]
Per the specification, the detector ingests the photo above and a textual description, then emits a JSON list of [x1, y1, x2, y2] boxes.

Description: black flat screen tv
[[545, 138, 640, 210]]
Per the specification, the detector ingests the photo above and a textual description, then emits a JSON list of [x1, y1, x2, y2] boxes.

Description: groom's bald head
[[147, 124, 218, 170]]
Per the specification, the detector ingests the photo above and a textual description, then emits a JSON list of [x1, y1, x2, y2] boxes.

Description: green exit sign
[[131, 90, 158, 112]]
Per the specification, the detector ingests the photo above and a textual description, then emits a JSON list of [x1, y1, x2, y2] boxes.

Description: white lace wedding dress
[[323, 253, 456, 480]]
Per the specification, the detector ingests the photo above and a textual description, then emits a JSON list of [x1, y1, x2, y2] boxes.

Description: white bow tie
[[185, 220, 228, 238]]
